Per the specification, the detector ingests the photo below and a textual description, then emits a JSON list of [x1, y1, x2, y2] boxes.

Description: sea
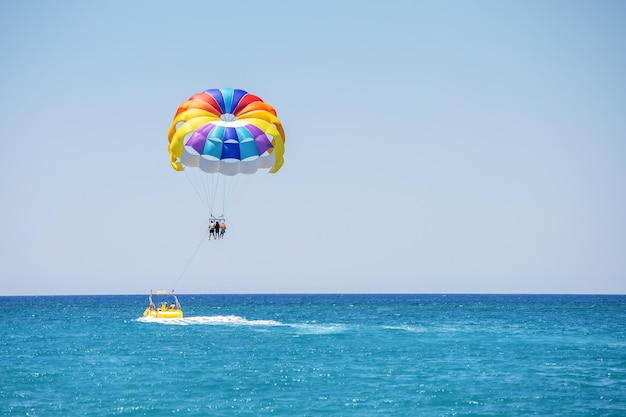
[[1, 294, 625, 416]]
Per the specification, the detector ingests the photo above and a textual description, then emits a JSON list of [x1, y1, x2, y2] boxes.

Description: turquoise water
[[1, 294, 625, 416]]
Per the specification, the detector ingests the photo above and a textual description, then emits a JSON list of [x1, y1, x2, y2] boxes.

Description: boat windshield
[[148, 290, 181, 310]]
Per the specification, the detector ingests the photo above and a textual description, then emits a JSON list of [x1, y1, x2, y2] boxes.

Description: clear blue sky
[[1, 1, 625, 295]]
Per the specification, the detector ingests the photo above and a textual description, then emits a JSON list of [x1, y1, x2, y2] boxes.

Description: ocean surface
[[1, 294, 625, 416]]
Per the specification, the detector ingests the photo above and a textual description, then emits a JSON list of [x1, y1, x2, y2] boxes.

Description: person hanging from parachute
[[208, 219, 215, 240], [167, 88, 286, 239], [219, 221, 226, 239]]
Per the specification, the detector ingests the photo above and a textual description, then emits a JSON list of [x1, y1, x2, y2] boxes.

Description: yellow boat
[[143, 290, 183, 319]]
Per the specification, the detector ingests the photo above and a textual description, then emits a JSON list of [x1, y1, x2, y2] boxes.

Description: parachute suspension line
[[224, 175, 242, 215], [208, 174, 229, 219], [184, 169, 210, 211], [171, 228, 208, 290], [183, 167, 262, 220], [211, 174, 222, 217], [213, 175, 238, 219], [198, 169, 209, 208], [183, 168, 226, 217], [203, 169, 214, 211], [203, 173, 215, 217], [224, 173, 258, 213], [220, 175, 230, 218]]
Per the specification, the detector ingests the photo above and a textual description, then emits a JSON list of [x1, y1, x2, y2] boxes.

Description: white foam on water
[[382, 324, 426, 333], [291, 323, 349, 335], [137, 315, 350, 335], [137, 315, 283, 326]]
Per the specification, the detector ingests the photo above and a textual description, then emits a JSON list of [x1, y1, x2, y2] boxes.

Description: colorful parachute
[[167, 88, 285, 218], [168, 88, 285, 176]]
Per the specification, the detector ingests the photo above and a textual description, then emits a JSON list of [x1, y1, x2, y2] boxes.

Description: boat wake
[[136, 315, 350, 334], [289, 323, 349, 335], [137, 315, 426, 335], [137, 314, 283, 326]]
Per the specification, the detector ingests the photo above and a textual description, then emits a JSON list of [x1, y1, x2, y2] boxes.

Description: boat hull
[[143, 308, 183, 319]]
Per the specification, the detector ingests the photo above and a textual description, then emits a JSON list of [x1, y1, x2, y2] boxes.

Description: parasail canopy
[[168, 88, 286, 176]]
